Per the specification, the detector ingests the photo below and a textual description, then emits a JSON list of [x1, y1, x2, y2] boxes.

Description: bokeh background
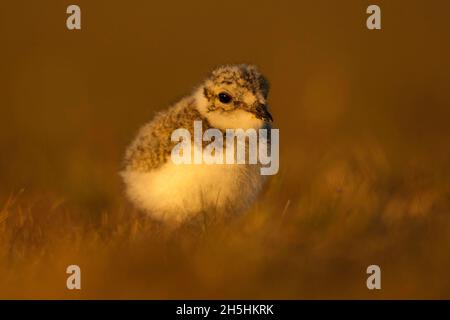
[[1, 0, 450, 298]]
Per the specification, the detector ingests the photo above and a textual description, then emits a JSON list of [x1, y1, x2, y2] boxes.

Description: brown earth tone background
[[1, 0, 450, 298]]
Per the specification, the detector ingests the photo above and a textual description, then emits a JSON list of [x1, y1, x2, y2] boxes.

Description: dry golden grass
[[1, 141, 450, 299], [1, 0, 450, 299]]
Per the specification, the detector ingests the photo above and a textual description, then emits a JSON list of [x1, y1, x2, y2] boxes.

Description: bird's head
[[195, 64, 272, 130]]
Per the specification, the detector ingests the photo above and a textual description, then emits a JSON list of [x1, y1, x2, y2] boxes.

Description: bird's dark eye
[[218, 92, 232, 104]]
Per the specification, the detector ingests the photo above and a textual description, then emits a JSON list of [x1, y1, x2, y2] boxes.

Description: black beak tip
[[255, 105, 273, 123]]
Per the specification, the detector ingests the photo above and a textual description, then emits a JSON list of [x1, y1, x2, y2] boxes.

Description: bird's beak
[[254, 104, 273, 123]]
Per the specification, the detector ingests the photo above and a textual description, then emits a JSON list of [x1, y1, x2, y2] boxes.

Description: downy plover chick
[[121, 64, 275, 224]]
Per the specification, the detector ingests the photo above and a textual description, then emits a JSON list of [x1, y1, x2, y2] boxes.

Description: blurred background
[[1, 0, 450, 299]]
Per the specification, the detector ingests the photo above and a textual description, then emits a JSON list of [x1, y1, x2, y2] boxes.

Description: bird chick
[[121, 64, 273, 224]]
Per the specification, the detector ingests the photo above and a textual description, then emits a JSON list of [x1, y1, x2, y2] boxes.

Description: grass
[[1, 141, 450, 299], [1, 0, 450, 297]]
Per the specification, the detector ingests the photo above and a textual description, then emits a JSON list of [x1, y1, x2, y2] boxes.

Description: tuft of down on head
[[194, 64, 272, 130]]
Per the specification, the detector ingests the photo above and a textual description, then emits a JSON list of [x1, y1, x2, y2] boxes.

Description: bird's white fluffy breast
[[121, 158, 266, 223]]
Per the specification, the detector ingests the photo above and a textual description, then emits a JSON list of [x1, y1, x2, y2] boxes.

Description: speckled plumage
[[121, 64, 273, 224], [123, 97, 211, 172]]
